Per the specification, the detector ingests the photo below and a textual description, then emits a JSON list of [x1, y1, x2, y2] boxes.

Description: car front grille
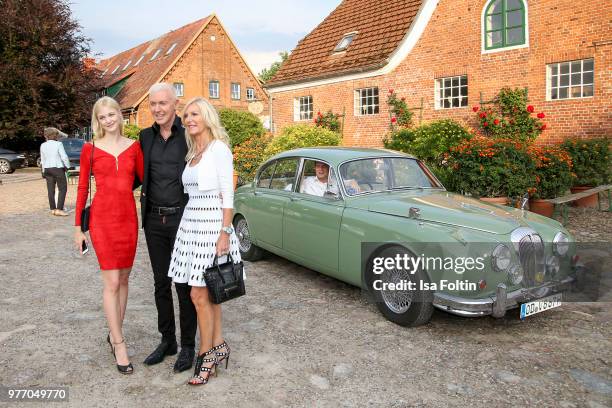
[[511, 228, 545, 286]]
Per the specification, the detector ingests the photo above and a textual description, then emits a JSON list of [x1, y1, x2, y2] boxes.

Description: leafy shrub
[[527, 145, 574, 199], [473, 88, 546, 143], [314, 110, 341, 132], [445, 136, 536, 198], [561, 137, 611, 186], [233, 133, 272, 185], [124, 124, 141, 140], [264, 124, 341, 158], [219, 109, 265, 147]]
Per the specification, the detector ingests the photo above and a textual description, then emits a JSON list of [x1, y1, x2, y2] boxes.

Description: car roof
[[270, 147, 414, 165]]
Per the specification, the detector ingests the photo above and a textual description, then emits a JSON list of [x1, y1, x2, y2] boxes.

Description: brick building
[[265, 0, 610, 146], [96, 15, 268, 128]]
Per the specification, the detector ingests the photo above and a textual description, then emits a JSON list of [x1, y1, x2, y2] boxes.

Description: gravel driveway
[[0, 172, 610, 407]]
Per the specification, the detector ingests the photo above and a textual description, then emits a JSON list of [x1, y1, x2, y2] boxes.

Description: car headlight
[[492, 244, 512, 272], [553, 232, 569, 256], [507, 264, 523, 285], [546, 255, 560, 277]]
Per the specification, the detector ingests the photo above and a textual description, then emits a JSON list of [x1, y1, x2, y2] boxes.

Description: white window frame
[[134, 55, 145, 66], [122, 60, 132, 71], [209, 80, 220, 99], [231, 83, 241, 100], [111, 65, 121, 75], [546, 58, 594, 101], [166, 43, 177, 55], [354, 87, 379, 116], [334, 31, 357, 52], [481, 0, 529, 54], [246, 87, 256, 101], [173, 82, 184, 97], [435, 75, 468, 109], [150, 49, 162, 61], [293, 96, 313, 121]]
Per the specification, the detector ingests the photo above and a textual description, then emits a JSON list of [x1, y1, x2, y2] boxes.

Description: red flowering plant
[[444, 135, 536, 198], [387, 89, 413, 130], [473, 88, 546, 143], [314, 110, 341, 132], [527, 145, 574, 199]]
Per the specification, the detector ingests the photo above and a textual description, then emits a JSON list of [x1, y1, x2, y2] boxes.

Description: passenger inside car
[[300, 160, 339, 197]]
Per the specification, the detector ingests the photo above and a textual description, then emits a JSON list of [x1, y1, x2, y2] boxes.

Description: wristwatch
[[221, 226, 234, 234]]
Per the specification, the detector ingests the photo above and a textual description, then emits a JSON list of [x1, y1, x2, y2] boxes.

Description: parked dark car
[[0, 148, 27, 174], [1, 136, 45, 167], [59, 137, 85, 172]]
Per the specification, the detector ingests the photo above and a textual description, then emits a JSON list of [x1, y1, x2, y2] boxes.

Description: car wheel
[[0, 159, 11, 174], [366, 245, 434, 327], [233, 215, 264, 261], [36, 156, 42, 167]]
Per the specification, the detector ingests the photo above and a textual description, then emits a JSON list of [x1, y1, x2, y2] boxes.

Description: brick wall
[[269, 0, 611, 146], [135, 18, 268, 129]]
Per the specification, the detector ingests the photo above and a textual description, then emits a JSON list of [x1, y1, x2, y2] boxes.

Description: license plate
[[520, 293, 562, 319]]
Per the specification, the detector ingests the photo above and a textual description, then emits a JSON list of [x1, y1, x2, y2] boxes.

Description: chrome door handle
[[253, 191, 260, 196], [290, 196, 301, 202]]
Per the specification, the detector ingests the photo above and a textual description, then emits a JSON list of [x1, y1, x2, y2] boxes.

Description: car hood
[[347, 190, 540, 234]]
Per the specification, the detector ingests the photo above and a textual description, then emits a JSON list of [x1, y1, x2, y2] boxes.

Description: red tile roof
[[95, 16, 213, 109], [266, 0, 424, 87]]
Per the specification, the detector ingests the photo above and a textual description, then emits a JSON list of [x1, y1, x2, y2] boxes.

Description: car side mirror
[[323, 190, 340, 200], [521, 193, 529, 210]]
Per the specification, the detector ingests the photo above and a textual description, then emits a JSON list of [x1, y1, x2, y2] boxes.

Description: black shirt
[[148, 118, 186, 207]]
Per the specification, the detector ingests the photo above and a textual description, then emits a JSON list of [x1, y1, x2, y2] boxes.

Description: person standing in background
[[40, 127, 70, 216]]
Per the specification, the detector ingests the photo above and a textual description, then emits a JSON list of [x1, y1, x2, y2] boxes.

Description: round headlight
[[553, 232, 570, 256], [492, 244, 512, 272], [507, 264, 523, 285], [546, 255, 560, 277]]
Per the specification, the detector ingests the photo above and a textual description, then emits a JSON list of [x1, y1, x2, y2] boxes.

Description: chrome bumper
[[432, 274, 579, 318]]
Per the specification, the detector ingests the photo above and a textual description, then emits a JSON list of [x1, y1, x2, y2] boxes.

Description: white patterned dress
[[168, 160, 241, 287]]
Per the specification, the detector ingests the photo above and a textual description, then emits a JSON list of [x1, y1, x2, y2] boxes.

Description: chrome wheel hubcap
[[0, 161, 10, 173], [236, 219, 252, 253], [380, 267, 413, 314]]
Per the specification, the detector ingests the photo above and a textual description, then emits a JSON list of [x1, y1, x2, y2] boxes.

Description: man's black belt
[[148, 205, 182, 215]]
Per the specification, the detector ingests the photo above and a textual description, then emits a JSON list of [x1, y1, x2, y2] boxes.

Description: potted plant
[[561, 138, 611, 207], [445, 136, 536, 205], [527, 146, 574, 217]]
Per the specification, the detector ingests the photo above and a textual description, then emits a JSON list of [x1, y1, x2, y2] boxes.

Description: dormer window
[[122, 60, 132, 71], [134, 55, 145, 66], [111, 65, 120, 74], [334, 32, 356, 52], [150, 49, 162, 61], [100, 68, 108, 77], [166, 43, 177, 55]]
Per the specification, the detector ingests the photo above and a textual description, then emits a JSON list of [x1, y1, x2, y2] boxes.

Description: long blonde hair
[[91, 96, 124, 140], [182, 97, 230, 161]]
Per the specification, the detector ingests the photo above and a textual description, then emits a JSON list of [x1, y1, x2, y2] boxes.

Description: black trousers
[[144, 210, 197, 348], [43, 167, 67, 210]]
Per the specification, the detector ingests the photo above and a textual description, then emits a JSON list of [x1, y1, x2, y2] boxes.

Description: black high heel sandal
[[111, 338, 134, 375], [188, 349, 217, 386], [212, 341, 231, 370]]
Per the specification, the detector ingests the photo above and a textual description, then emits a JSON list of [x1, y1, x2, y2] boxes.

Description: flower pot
[[529, 199, 554, 217], [479, 197, 509, 206], [570, 186, 598, 208], [233, 171, 239, 190]]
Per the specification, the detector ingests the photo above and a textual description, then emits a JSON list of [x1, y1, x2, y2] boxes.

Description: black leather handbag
[[80, 141, 94, 232], [203, 254, 245, 304]]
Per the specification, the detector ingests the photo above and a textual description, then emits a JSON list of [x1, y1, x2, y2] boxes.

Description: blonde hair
[[182, 97, 230, 161], [44, 127, 60, 141], [91, 96, 124, 140]]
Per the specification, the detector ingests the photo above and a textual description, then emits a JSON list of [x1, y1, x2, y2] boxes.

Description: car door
[[283, 158, 344, 276], [248, 158, 299, 249]]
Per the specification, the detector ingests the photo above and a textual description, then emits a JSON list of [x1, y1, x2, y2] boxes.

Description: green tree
[[258, 51, 289, 83], [0, 0, 100, 141], [219, 109, 265, 147]]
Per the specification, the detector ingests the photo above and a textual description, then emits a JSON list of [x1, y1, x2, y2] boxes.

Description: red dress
[[75, 142, 144, 270]]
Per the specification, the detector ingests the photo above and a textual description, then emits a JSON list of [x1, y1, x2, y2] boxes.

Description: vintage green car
[[233, 147, 581, 326]]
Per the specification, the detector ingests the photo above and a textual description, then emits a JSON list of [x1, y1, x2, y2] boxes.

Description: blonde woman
[[167, 97, 241, 385], [74, 96, 144, 374]]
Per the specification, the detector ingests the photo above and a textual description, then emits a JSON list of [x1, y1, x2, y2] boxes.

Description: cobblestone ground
[[0, 170, 610, 407]]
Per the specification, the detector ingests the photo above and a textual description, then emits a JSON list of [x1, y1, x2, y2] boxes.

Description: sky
[[69, 0, 342, 75]]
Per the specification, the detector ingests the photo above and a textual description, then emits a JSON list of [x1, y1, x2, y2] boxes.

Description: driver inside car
[[300, 161, 339, 197]]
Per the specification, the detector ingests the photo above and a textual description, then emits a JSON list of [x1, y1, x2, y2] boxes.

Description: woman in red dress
[[74, 96, 144, 374]]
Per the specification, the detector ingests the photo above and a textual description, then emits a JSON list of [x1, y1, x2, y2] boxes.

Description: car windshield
[[60, 138, 85, 153], [339, 157, 442, 196]]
